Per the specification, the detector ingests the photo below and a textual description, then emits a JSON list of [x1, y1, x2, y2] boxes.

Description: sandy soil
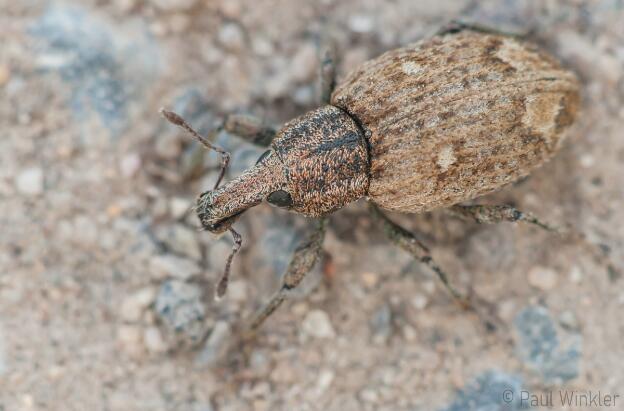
[[1, 1, 623, 410]]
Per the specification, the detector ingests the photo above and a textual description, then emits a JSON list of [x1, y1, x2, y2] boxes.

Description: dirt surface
[[1, 1, 623, 410]]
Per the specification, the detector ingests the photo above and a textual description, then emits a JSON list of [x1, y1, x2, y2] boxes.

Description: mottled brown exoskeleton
[[161, 24, 607, 332]]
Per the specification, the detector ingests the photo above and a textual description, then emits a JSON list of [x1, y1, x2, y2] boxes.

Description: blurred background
[[1, 1, 623, 410]]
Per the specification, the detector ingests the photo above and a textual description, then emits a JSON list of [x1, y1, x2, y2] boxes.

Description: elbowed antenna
[[160, 108, 285, 300]]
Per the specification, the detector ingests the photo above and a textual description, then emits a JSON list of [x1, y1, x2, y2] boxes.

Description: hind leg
[[450, 203, 619, 279]]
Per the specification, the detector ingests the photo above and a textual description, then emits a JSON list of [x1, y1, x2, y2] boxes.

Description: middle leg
[[245, 218, 327, 332], [369, 204, 503, 330], [369, 204, 468, 305]]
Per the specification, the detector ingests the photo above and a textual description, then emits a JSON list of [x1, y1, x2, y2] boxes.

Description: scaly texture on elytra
[[332, 31, 580, 213]]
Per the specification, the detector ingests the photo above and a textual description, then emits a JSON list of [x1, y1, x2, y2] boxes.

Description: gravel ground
[[1, 1, 623, 410]]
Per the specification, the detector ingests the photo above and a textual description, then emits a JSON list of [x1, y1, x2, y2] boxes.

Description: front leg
[[245, 218, 328, 332]]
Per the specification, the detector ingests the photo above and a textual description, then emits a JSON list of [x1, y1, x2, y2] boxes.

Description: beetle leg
[[437, 19, 525, 38], [369, 204, 468, 304], [244, 218, 328, 333], [222, 114, 277, 147], [450, 204, 620, 279], [449, 204, 560, 231], [318, 34, 337, 105], [368, 204, 503, 330]]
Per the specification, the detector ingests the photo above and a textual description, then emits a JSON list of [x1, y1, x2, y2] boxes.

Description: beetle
[[161, 24, 588, 331]]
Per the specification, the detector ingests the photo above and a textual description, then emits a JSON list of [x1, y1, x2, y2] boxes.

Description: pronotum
[[162, 24, 591, 331]]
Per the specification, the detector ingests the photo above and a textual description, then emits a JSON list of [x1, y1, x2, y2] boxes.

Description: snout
[[195, 153, 286, 232]]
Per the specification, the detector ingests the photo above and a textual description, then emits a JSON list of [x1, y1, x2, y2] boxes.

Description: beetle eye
[[256, 149, 272, 165], [267, 190, 293, 208]]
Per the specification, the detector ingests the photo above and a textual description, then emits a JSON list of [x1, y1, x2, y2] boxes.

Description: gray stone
[[439, 370, 527, 411], [30, 6, 159, 135], [154, 280, 207, 344], [514, 306, 581, 383]]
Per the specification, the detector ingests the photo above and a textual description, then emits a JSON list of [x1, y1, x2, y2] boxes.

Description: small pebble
[[119, 153, 141, 177], [219, 0, 241, 19], [422, 281, 436, 294], [559, 310, 579, 330], [411, 293, 428, 310], [528, 266, 558, 291], [249, 349, 270, 375], [15, 167, 44, 195], [293, 85, 314, 106], [359, 388, 379, 403], [114, 0, 135, 12], [159, 224, 202, 260], [120, 286, 157, 322], [150, 254, 201, 280], [302, 309, 335, 339], [316, 369, 334, 394], [270, 361, 296, 384], [251, 37, 274, 57], [568, 266, 583, 284], [226, 280, 248, 303], [117, 325, 144, 355], [218, 23, 245, 51], [361, 272, 379, 289], [169, 196, 191, 220], [144, 326, 167, 353], [348, 14, 374, 33], [290, 43, 318, 82], [169, 13, 190, 33]]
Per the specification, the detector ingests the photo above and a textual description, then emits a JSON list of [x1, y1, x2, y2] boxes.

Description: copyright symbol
[[502, 389, 514, 403]]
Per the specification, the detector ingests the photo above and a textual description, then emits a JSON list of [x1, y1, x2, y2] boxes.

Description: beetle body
[[197, 31, 579, 229]]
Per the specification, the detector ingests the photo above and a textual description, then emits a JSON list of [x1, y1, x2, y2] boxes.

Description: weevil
[[160, 24, 608, 332]]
